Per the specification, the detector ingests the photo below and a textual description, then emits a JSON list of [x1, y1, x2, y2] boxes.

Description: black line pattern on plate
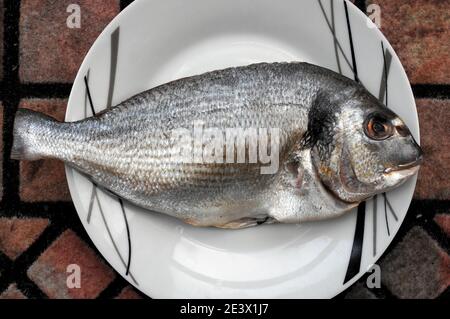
[[383, 192, 399, 238], [84, 73, 96, 116], [95, 190, 138, 284], [343, 1, 359, 82], [84, 69, 92, 118], [372, 195, 377, 256], [330, 0, 342, 74], [342, 0, 365, 284], [81, 27, 137, 285], [107, 28, 120, 108], [344, 203, 366, 284], [379, 42, 392, 104], [385, 194, 399, 222], [384, 193, 390, 236], [86, 181, 97, 224], [119, 198, 132, 276], [317, 0, 354, 74]]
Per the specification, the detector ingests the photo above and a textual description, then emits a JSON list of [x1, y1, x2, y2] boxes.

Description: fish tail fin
[[11, 108, 58, 161]]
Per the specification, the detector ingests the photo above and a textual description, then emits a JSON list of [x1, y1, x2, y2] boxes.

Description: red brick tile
[[20, 159, 71, 202], [27, 230, 115, 299], [0, 218, 49, 260], [18, 99, 71, 202], [381, 227, 450, 298], [434, 214, 450, 238], [115, 286, 142, 299], [414, 99, 450, 199], [0, 284, 27, 299], [367, 0, 450, 84], [19, 0, 120, 83]]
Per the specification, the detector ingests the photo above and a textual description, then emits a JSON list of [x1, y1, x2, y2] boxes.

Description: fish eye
[[364, 113, 393, 140]]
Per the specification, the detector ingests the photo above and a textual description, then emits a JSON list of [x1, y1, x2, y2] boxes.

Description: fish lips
[[383, 152, 423, 175], [384, 137, 423, 175]]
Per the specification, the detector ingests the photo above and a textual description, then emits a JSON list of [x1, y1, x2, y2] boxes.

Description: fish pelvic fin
[[11, 108, 57, 161], [215, 216, 277, 229]]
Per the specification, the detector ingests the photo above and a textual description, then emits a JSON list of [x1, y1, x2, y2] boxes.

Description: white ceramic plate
[[66, 0, 419, 298]]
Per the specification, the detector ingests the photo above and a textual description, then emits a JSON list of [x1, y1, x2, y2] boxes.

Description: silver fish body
[[11, 62, 422, 228]]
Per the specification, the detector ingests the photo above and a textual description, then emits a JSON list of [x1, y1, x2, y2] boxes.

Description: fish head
[[308, 90, 423, 203]]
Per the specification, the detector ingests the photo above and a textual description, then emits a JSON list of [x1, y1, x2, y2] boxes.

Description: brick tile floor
[[434, 214, 450, 237], [115, 285, 143, 299], [0, 283, 27, 299], [0, 217, 49, 259], [414, 99, 450, 199], [0, 0, 448, 299], [380, 227, 449, 299], [27, 230, 116, 299], [366, 0, 450, 84], [19, 0, 120, 83]]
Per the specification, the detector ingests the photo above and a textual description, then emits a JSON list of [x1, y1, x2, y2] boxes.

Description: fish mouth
[[383, 157, 423, 175]]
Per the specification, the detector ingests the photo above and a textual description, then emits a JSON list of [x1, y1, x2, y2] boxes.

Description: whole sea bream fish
[[11, 62, 422, 229]]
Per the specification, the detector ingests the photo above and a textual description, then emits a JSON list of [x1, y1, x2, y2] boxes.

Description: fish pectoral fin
[[216, 216, 276, 229], [285, 155, 305, 190]]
